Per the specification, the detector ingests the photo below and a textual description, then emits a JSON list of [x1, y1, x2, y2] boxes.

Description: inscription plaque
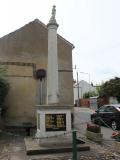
[[45, 114, 66, 131]]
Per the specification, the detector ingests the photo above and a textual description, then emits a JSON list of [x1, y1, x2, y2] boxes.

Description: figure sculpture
[[51, 5, 56, 20], [48, 5, 58, 27]]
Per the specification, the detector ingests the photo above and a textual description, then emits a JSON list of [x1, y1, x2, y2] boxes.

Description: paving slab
[[24, 136, 90, 155]]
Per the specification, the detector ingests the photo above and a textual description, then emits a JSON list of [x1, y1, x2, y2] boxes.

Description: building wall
[[74, 80, 96, 104], [0, 20, 74, 125], [58, 37, 73, 104]]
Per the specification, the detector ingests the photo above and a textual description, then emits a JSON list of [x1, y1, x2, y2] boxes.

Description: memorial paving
[[0, 131, 118, 160]]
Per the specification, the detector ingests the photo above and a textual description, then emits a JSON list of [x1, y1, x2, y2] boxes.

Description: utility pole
[[77, 72, 79, 107]]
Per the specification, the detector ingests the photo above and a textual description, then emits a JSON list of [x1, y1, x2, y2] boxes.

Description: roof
[[0, 19, 74, 49], [104, 104, 120, 108], [74, 80, 90, 87]]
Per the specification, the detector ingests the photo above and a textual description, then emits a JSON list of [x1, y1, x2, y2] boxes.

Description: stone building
[[0, 19, 74, 126]]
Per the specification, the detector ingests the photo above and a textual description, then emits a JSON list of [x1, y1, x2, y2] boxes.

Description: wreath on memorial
[[87, 123, 101, 133], [111, 131, 120, 142]]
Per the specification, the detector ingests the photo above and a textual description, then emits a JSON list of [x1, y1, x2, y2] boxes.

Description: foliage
[[100, 77, 120, 102], [0, 78, 9, 106], [0, 66, 9, 108], [96, 85, 102, 96], [83, 91, 98, 99]]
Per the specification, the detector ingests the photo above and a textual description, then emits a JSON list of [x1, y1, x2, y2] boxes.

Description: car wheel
[[111, 121, 117, 130]]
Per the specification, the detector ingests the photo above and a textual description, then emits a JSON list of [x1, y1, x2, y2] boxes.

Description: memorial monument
[[36, 6, 73, 138]]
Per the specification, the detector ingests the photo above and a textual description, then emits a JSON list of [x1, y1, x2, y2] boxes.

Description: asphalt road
[[73, 107, 114, 142]]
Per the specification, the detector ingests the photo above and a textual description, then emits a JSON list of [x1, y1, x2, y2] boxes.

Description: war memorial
[[36, 6, 73, 138]]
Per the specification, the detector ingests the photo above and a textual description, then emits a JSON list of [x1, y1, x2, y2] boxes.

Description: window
[[105, 106, 117, 113], [98, 106, 106, 112]]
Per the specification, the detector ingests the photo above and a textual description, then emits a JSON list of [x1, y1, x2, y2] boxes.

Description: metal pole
[[72, 130, 77, 160], [88, 73, 90, 98], [77, 72, 79, 107], [40, 80, 43, 105]]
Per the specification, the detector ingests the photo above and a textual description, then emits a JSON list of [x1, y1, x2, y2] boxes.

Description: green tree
[[0, 66, 9, 115], [100, 77, 120, 102], [83, 91, 98, 99]]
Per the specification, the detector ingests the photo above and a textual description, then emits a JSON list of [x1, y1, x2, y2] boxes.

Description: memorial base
[[36, 105, 73, 138], [86, 130, 103, 143]]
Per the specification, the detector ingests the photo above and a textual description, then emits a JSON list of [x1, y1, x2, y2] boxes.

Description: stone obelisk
[[47, 6, 59, 104]]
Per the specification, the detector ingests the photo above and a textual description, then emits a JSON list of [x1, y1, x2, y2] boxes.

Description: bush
[[0, 78, 9, 106], [83, 91, 98, 99], [0, 66, 9, 115]]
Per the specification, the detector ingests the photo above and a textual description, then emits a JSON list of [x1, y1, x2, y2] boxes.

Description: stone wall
[[0, 20, 74, 125]]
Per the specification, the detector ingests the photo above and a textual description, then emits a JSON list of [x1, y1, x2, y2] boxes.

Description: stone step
[[24, 137, 90, 155]]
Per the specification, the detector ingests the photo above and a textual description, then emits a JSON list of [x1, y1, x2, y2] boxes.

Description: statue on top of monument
[[48, 5, 59, 26], [51, 6, 56, 19], [51, 5, 56, 20], [49, 5, 57, 23]]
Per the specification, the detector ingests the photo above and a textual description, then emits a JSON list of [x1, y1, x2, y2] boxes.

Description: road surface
[[73, 107, 114, 143]]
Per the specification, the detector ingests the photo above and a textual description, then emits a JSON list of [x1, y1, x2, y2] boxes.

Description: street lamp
[[76, 72, 83, 107], [73, 66, 91, 104]]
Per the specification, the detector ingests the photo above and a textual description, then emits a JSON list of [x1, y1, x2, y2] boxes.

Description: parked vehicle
[[91, 104, 120, 130]]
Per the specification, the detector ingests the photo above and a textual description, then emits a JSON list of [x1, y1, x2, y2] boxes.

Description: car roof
[[104, 104, 120, 108]]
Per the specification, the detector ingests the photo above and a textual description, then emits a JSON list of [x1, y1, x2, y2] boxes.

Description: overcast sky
[[0, 0, 120, 85]]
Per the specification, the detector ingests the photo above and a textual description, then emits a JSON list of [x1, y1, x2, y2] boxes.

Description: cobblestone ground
[[0, 131, 120, 160], [28, 141, 117, 160], [0, 130, 120, 160], [29, 153, 116, 160], [0, 132, 27, 160]]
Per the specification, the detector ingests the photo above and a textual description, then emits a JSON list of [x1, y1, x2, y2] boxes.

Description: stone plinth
[[86, 130, 103, 143], [36, 105, 73, 138]]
